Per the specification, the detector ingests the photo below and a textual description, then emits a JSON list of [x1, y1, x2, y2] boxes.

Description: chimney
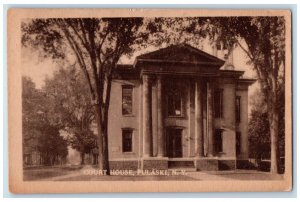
[[212, 44, 218, 57], [224, 47, 234, 70]]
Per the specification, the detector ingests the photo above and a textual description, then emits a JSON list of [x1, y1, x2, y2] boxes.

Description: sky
[[21, 47, 61, 89]]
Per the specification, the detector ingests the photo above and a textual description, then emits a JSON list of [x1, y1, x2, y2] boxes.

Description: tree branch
[[237, 40, 254, 61], [56, 19, 96, 101], [67, 19, 90, 52]]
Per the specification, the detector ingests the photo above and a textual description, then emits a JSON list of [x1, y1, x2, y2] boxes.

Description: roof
[[237, 78, 256, 85], [114, 64, 138, 79], [220, 70, 245, 78], [114, 44, 254, 80], [135, 43, 225, 67]]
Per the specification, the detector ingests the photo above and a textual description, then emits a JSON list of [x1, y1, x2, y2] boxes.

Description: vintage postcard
[[8, 8, 292, 193]]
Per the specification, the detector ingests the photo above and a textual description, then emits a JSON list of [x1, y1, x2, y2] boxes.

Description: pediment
[[135, 43, 224, 67]]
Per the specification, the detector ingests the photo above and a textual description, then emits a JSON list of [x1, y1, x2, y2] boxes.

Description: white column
[[207, 80, 214, 157], [157, 75, 165, 157], [195, 80, 204, 157], [142, 75, 152, 157]]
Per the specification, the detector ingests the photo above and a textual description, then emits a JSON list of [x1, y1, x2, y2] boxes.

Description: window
[[122, 129, 133, 152], [214, 89, 223, 118], [122, 85, 133, 115], [236, 132, 241, 156], [236, 96, 241, 122], [167, 88, 182, 116], [214, 129, 223, 153]]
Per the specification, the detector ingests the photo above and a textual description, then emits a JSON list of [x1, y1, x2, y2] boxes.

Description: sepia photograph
[[8, 8, 292, 193]]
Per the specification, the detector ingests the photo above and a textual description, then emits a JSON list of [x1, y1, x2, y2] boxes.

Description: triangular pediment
[[135, 43, 224, 67]]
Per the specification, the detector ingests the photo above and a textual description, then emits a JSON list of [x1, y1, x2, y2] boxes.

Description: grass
[[23, 165, 83, 180], [23, 170, 68, 181]]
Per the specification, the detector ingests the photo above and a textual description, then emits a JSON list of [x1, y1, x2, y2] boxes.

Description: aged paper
[[8, 8, 292, 193]]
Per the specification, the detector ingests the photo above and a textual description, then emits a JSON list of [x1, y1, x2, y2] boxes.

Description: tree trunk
[[102, 116, 110, 175], [269, 103, 279, 174], [94, 103, 110, 174], [80, 152, 85, 165], [94, 104, 105, 170]]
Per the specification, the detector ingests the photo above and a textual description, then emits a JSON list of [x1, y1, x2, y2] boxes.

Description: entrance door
[[167, 128, 183, 158]]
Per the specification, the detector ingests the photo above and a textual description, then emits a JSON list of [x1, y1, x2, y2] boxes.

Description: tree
[[22, 77, 43, 163], [249, 108, 270, 160], [22, 77, 42, 148], [37, 124, 68, 165], [22, 76, 68, 166], [43, 65, 97, 165], [22, 18, 151, 173], [249, 86, 285, 172], [175, 16, 286, 174]]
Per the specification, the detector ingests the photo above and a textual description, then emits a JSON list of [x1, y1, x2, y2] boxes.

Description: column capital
[[142, 74, 151, 82]]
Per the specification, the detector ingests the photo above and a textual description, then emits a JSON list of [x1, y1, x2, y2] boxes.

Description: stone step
[[168, 160, 195, 168], [168, 167, 197, 172]]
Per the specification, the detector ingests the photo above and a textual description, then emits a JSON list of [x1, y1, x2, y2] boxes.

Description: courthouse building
[[108, 44, 255, 171]]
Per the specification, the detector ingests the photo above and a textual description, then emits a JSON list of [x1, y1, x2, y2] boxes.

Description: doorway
[[167, 128, 183, 158]]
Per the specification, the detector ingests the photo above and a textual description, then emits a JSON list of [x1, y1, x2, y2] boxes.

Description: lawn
[[23, 165, 83, 181]]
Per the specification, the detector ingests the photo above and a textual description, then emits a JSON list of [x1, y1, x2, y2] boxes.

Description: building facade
[[108, 44, 255, 171]]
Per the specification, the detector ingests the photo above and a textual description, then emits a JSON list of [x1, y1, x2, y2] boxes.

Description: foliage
[[22, 76, 68, 166], [43, 66, 97, 163], [22, 18, 149, 103], [22, 77, 44, 147], [37, 124, 68, 165], [249, 86, 285, 163]]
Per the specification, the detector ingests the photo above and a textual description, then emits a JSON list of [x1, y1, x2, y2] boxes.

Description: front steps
[[168, 159, 236, 171], [168, 159, 197, 171]]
